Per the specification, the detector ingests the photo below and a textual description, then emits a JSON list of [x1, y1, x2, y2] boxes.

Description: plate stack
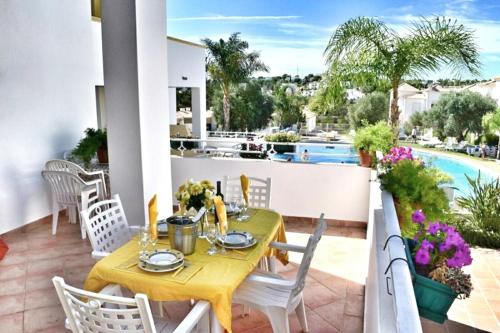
[[138, 249, 184, 273], [217, 231, 257, 249]]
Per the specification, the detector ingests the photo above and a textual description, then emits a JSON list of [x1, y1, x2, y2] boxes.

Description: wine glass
[[237, 197, 249, 222], [205, 224, 219, 256], [138, 227, 150, 259]]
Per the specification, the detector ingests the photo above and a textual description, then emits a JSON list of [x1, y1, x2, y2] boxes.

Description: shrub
[[456, 173, 500, 234], [447, 213, 500, 249], [380, 159, 450, 236], [264, 132, 300, 143], [353, 121, 394, 154], [348, 92, 389, 129]]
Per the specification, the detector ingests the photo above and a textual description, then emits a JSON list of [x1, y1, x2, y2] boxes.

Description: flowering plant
[[175, 179, 214, 212], [410, 210, 473, 298], [380, 146, 414, 165]]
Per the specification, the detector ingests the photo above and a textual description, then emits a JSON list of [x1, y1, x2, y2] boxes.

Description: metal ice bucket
[[166, 216, 198, 255]]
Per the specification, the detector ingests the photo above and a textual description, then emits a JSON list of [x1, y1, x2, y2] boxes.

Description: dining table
[[83, 208, 289, 333]]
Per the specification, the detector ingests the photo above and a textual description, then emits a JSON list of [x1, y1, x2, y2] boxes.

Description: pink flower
[[411, 210, 426, 224]]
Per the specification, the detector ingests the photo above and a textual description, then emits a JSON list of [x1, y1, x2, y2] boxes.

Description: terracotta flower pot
[[97, 147, 108, 164], [358, 150, 373, 167]]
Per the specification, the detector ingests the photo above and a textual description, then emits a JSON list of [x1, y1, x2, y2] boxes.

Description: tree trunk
[[497, 136, 500, 159], [390, 82, 400, 142], [222, 88, 230, 131]]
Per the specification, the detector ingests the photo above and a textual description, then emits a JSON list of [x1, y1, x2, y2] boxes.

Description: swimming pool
[[272, 145, 359, 164], [412, 151, 497, 195]]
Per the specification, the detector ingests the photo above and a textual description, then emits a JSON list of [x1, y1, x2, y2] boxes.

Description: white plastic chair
[[45, 159, 108, 198], [80, 194, 139, 260], [52, 276, 210, 333], [42, 170, 103, 237], [232, 215, 327, 333], [223, 175, 271, 209]]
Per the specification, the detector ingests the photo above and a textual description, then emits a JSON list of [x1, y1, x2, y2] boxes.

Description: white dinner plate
[[141, 249, 184, 267], [138, 260, 183, 273]]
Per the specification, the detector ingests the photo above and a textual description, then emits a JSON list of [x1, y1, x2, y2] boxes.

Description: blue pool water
[[272, 145, 359, 164], [413, 151, 497, 195]]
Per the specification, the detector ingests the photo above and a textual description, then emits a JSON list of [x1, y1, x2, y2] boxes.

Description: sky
[[167, 0, 500, 79]]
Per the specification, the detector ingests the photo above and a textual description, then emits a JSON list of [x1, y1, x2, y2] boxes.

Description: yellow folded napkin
[[240, 174, 250, 205], [148, 194, 158, 240], [213, 196, 227, 235]]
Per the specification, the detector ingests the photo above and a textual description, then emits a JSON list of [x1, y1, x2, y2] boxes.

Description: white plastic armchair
[[41, 170, 103, 237], [80, 194, 139, 260], [223, 175, 271, 208], [232, 215, 327, 333], [52, 276, 210, 333], [45, 159, 107, 198]]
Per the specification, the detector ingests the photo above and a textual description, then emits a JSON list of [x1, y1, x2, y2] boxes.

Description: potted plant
[[378, 147, 451, 235], [264, 132, 300, 154], [240, 142, 267, 159], [353, 122, 394, 167], [404, 210, 473, 324], [72, 128, 108, 164]]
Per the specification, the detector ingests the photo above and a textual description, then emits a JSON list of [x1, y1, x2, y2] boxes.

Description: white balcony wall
[[167, 38, 205, 88], [0, 1, 104, 234], [171, 157, 371, 222]]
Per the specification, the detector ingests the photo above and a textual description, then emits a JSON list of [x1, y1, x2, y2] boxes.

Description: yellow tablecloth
[[84, 208, 288, 333]]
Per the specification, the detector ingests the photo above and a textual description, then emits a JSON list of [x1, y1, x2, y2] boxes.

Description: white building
[[393, 81, 498, 124]]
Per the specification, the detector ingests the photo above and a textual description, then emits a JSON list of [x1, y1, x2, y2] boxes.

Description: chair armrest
[[245, 274, 295, 290], [92, 251, 110, 260], [173, 300, 210, 333], [269, 241, 307, 254]]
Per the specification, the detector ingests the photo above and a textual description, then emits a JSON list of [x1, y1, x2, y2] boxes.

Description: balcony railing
[[170, 137, 356, 159]]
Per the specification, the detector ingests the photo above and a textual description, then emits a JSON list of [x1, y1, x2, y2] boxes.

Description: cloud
[[169, 15, 300, 22]]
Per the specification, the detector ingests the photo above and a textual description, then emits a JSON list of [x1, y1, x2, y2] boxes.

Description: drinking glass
[[149, 235, 158, 253], [138, 227, 149, 259], [205, 224, 219, 256], [237, 197, 249, 222]]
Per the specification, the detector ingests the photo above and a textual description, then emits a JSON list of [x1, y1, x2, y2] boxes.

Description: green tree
[[274, 87, 306, 128], [203, 33, 268, 130], [403, 111, 425, 135], [212, 82, 274, 131], [426, 91, 496, 141], [482, 109, 500, 159], [348, 92, 389, 129], [324, 16, 480, 135]]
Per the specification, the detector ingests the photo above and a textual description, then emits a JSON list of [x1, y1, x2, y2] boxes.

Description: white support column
[[102, 0, 172, 224], [191, 86, 206, 139], [169, 87, 177, 124]]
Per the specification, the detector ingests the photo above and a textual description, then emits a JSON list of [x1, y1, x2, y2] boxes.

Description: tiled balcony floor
[[0, 215, 367, 333]]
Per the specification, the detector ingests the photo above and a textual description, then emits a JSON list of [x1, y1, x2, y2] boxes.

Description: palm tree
[[203, 33, 269, 130], [324, 16, 480, 132]]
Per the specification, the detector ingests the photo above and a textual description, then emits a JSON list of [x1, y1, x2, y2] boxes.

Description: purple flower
[[411, 210, 426, 224], [428, 222, 441, 235], [415, 247, 431, 265], [421, 239, 434, 250]]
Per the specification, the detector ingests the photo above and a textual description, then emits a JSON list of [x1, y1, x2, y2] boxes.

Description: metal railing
[[170, 137, 356, 159], [207, 130, 262, 138]]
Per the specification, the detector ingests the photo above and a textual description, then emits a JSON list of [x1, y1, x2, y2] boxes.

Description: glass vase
[[198, 211, 209, 238]]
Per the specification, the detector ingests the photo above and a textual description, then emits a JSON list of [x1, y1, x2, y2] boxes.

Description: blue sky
[[167, 0, 500, 79]]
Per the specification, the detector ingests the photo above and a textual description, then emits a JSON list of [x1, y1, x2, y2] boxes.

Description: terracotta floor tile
[[313, 299, 346, 330], [444, 319, 479, 333], [289, 310, 339, 333], [303, 281, 341, 310], [0, 251, 28, 267], [470, 314, 500, 333], [0, 277, 26, 297], [342, 314, 364, 333], [0, 263, 26, 281], [0, 294, 25, 317], [24, 287, 60, 310], [0, 312, 23, 333], [23, 305, 66, 333], [347, 280, 365, 296], [232, 307, 270, 332], [26, 257, 64, 275], [421, 318, 447, 333], [476, 278, 500, 290], [345, 294, 364, 317]]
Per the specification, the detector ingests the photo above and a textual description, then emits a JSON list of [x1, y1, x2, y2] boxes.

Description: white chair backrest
[[223, 175, 272, 208], [45, 159, 86, 175], [81, 194, 132, 254], [42, 170, 87, 205], [53, 276, 155, 333], [291, 215, 327, 299]]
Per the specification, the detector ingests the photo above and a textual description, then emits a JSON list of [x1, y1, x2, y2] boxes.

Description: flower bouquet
[[404, 210, 473, 323], [175, 179, 214, 215]]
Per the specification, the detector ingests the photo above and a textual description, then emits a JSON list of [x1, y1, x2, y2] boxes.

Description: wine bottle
[[215, 181, 224, 202]]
